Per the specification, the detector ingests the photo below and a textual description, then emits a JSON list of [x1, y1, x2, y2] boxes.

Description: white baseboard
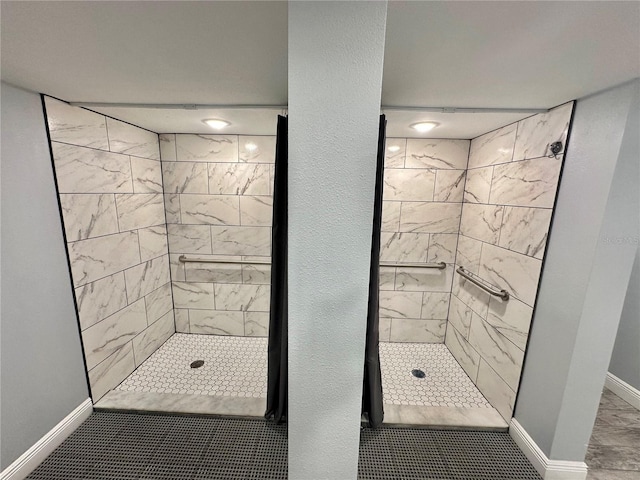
[[1, 398, 93, 480], [509, 418, 588, 480], [605, 372, 640, 409]]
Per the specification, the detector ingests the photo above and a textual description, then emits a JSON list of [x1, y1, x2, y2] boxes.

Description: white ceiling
[[2, 1, 639, 138]]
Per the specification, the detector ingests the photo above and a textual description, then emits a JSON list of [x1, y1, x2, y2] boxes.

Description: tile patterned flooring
[[586, 388, 640, 479], [117, 334, 491, 407], [117, 334, 268, 398], [379, 342, 491, 408], [107, 334, 504, 427]]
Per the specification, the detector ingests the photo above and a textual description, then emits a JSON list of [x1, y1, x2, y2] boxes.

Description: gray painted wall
[[515, 79, 639, 461], [287, 2, 387, 478], [609, 248, 640, 390], [1, 82, 89, 470]]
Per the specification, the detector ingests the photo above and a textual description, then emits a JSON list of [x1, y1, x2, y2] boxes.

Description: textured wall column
[[288, 2, 387, 479], [515, 79, 639, 461]]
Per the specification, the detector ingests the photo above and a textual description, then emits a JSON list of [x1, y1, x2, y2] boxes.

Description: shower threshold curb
[[94, 389, 265, 418], [379, 404, 509, 431]]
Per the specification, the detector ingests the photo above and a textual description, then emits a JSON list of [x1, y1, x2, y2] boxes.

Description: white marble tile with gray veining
[[88, 342, 135, 401], [179, 194, 240, 226], [379, 291, 423, 319], [144, 282, 173, 324], [468, 123, 517, 169], [381, 201, 401, 232], [464, 166, 493, 204], [451, 270, 490, 318], [499, 206, 552, 259], [383, 169, 435, 202], [106, 118, 159, 160], [379, 317, 391, 342], [75, 272, 127, 330], [382, 404, 507, 429], [379, 232, 430, 263], [390, 318, 446, 343], [434, 170, 465, 202], [115, 193, 165, 231], [68, 231, 140, 287], [448, 294, 473, 338], [174, 309, 190, 333], [138, 225, 168, 262], [421, 292, 450, 320], [460, 203, 504, 244], [184, 255, 243, 283], [445, 325, 480, 382], [132, 311, 174, 365], [60, 194, 118, 241], [379, 267, 396, 291], [125, 255, 170, 302], [172, 281, 215, 309], [455, 235, 483, 273], [189, 310, 245, 335], [269, 164, 275, 195], [239, 136, 276, 163], [82, 299, 147, 370], [159, 133, 177, 161], [214, 283, 270, 312], [486, 296, 533, 351], [210, 226, 271, 256], [176, 134, 238, 162], [479, 243, 542, 306], [385, 138, 407, 168], [475, 360, 516, 421], [45, 97, 109, 150], [240, 196, 273, 226], [131, 157, 163, 193], [513, 102, 573, 161], [164, 194, 181, 224], [405, 139, 470, 169], [468, 316, 524, 391], [52, 142, 133, 194], [242, 259, 271, 285], [170, 254, 186, 281], [427, 233, 457, 263], [162, 162, 209, 194], [395, 265, 453, 293], [167, 224, 212, 254], [208, 163, 270, 195], [245, 312, 269, 337], [489, 157, 562, 208], [399, 202, 462, 234]]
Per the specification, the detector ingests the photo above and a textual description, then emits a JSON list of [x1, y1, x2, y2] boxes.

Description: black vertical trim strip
[[362, 114, 386, 428], [40, 94, 94, 400]]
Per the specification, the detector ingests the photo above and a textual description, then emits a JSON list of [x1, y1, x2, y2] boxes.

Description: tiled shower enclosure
[[45, 96, 573, 425]]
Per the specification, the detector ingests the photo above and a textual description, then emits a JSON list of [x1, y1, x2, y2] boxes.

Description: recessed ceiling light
[[388, 145, 401, 153], [411, 122, 439, 133], [203, 118, 230, 130], [245, 142, 258, 152]]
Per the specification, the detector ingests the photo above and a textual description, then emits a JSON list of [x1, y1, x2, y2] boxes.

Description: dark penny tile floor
[[586, 389, 640, 479]]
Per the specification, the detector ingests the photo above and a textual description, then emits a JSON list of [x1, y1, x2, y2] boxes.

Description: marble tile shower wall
[[446, 102, 574, 420], [380, 138, 470, 343], [44, 97, 174, 401], [159, 134, 275, 337]]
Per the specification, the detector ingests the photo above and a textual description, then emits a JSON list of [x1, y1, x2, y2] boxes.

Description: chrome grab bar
[[456, 266, 509, 301], [178, 255, 271, 266], [380, 261, 447, 270]]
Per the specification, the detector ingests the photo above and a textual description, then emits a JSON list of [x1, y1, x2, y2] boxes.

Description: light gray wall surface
[[1, 83, 89, 470], [609, 248, 640, 390], [287, 2, 387, 479], [515, 79, 639, 461]]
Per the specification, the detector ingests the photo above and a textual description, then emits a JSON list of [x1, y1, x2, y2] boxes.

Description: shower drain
[[411, 368, 426, 379], [190, 360, 204, 368]]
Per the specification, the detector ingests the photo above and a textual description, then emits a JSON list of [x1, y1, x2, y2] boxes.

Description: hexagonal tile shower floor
[[95, 334, 507, 429]]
